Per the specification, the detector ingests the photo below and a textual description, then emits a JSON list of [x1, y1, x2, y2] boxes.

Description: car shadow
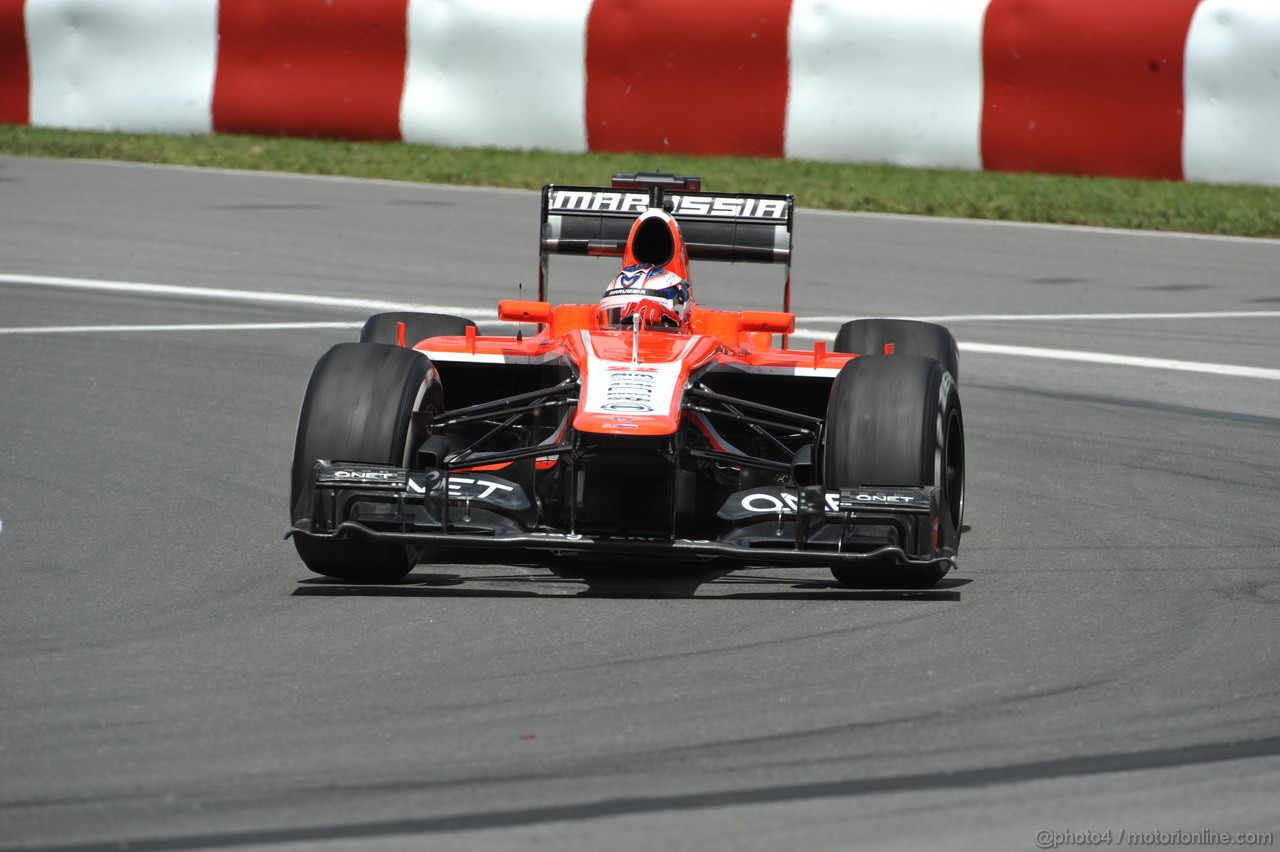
[[291, 566, 971, 601]]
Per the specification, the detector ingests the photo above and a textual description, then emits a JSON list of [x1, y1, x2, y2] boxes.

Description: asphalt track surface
[[2, 156, 1278, 851]]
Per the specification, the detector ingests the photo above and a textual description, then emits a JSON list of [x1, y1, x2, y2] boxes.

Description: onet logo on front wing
[[720, 487, 931, 520], [319, 467, 404, 485], [404, 471, 532, 511]]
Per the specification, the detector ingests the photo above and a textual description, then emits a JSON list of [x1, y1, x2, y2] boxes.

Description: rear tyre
[[833, 318, 959, 382], [359, 312, 475, 347], [822, 355, 964, 589], [290, 342, 443, 583]]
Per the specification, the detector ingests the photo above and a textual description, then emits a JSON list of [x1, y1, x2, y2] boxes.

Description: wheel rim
[[943, 405, 965, 529]]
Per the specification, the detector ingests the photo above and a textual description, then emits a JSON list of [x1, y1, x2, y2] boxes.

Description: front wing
[[288, 461, 959, 571]]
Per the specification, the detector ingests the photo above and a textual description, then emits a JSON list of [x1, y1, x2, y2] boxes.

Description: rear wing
[[538, 173, 795, 310]]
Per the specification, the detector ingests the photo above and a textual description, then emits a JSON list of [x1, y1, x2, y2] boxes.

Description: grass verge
[[3, 125, 1278, 238]]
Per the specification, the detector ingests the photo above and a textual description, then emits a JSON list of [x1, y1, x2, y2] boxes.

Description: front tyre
[[290, 342, 443, 583], [359, 312, 475, 346], [833, 318, 959, 382], [823, 355, 964, 589]]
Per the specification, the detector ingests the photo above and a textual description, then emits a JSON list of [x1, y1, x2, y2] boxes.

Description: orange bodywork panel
[[416, 303, 855, 438]]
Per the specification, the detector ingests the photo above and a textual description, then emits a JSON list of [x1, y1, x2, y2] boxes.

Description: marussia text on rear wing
[[538, 172, 794, 304]]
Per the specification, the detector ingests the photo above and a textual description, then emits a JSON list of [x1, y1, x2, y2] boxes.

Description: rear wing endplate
[[538, 174, 795, 309]]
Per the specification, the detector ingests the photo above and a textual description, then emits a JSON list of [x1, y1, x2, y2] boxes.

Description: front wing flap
[[289, 462, 957, 570]]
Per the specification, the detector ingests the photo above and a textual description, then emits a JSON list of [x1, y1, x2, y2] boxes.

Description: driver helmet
[[598, 263, 692, 330]]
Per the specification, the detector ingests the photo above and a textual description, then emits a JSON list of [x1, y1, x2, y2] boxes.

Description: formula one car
[[288, 173, 964, 588]]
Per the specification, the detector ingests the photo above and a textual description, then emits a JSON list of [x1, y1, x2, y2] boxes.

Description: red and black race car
[[288, 173, 965, 588]]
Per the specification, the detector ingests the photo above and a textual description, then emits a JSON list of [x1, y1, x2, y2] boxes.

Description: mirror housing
[[738, 311, 795, 334], [498, 300, 554, 324]]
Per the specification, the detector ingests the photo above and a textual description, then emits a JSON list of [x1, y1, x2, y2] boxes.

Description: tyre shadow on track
[[291, 570, 971, 601]]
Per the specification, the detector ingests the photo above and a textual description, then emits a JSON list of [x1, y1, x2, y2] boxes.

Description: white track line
[[0, 322, 363, 335], [783, 330, 1280, 380], [797, 311, 1280, 323], [0, 273, 497, 318], [7, 273, 1276, 328], [5, 272, 1277, 380], [959, 342, 1280, 382]]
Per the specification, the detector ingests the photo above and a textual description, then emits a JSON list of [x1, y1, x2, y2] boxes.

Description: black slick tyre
[[833, 318, 959, 382], [290, 342, 443, 583], [359, 312, 475, 346], [822, 354, 964, 589]]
